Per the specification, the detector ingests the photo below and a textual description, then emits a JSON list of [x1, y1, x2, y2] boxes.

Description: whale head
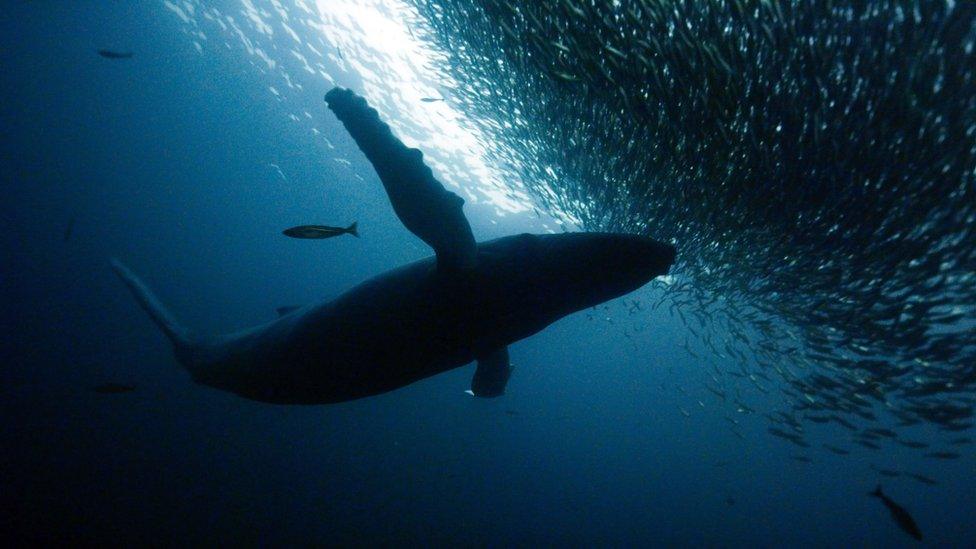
[[529, 232, 676, 311], [473, 232, 676, 341]]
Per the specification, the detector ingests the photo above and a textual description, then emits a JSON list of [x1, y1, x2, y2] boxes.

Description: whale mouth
[[636, 237, 677, 278], [520, 232, 677, 313], [596, 233, 677, 283]]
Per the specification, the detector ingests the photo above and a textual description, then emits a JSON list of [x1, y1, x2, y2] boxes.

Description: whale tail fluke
[[110, 258, 196, 361]]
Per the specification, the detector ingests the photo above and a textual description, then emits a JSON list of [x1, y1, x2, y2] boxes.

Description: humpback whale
[[112, 87, 676, 404]]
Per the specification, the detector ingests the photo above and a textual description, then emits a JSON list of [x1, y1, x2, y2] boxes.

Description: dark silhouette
[[275, 306, 300, 317], [111, 87, 675, 405], [93, 383, 136, 394], [63, 216, 76, 242], [97, 49, 133, 59], [870, 485, 922, 541], [283, 222, 358, 239]]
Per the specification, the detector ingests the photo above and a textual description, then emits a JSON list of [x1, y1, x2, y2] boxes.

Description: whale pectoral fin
[[471, 346, 512, 398], [325, 87, 477, 270]]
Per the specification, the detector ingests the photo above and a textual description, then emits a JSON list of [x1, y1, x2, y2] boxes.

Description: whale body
[[112, 88, 675, 405]]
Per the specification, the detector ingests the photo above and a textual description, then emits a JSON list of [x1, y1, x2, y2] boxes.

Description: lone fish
[[283, 222, 358, 240], [870, 485, 922, 541], [63, 216, 76, 242], [93, 382, 136, 394], [97, 50, 133, 59], [924, 451, 961, 459]]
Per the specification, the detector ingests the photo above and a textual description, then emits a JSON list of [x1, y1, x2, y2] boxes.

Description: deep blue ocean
[[2, 1, 974, 546]]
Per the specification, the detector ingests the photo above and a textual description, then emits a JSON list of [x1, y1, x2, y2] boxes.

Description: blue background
[[1, 2, 972, 546]]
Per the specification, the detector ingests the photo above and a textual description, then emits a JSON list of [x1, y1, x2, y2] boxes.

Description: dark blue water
[[2, 2, 973, 546]]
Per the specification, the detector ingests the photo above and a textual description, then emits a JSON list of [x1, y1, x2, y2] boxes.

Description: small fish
[[766, 427, 810, 448], [924, 451, 960, 459], [865, 428, 897, 439], [856, 439, 881, 450], [905, 473, 938, 486], [829, 415, 857, 430], [97, 49, 133, 59], [896, 440, 929, 449], [504, 409, 518, 416], [550, 70, 579, 82], [93, 382, 136, 394], [822, 444, 850, 455], [267, 162, 287, 181], [420, 97, 443, 103], [870, 464, 901, 478], [705, 385, 726, 400], [63, 216, 76, 242], [869, 485, 923, 541], [283, 222, 358, 239], [276, 306, 301, 317]]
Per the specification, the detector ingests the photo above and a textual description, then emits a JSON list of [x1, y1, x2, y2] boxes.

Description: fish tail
[[110, 258, 198, 365], [346, 221, 359, 238], [869, 484, 883, 498]]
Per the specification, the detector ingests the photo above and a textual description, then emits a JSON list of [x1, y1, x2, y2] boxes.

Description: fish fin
[[325, 87, 476, 270], [470, 346, 512, 398], [276, 306, 300, 317], [346, 221, 359, 238], [870, 485, 883, 498]]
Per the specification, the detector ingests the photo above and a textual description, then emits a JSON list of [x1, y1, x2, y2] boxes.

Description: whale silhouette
[[111, 87, 676, 404]]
